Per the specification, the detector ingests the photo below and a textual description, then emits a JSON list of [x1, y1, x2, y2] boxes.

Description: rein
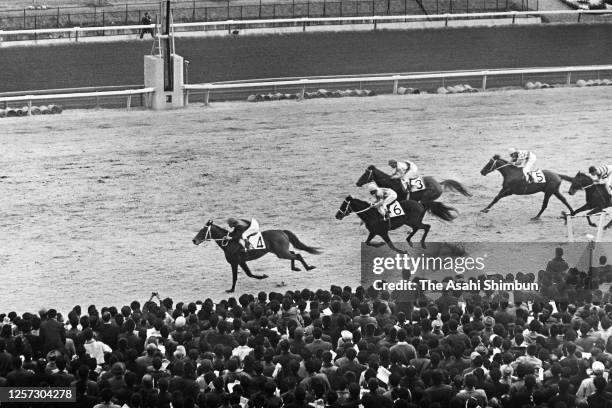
[[338, 199, 373, 217], [489, 158, 511, 172]]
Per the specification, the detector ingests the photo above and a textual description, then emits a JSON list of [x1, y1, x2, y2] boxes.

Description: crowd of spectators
[[2, 249, 612, 408]]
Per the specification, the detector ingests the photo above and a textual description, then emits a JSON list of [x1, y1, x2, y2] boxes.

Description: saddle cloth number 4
[[388, 201, 405, 218], [529, 170, 546, 183], [248, 232, 266, 249], [410, 177, 426, 192]]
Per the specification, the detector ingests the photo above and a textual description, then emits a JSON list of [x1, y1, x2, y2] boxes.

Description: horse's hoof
[[407, 242, 414, 248], [421, 243, 427, 249], [226, 289, 234, 293], [481, 209, 489, 213], [261, 274, 269, 279], [530, 217, 540, 221], [292, 268, 301, 272], [306, 266, 316, 271]]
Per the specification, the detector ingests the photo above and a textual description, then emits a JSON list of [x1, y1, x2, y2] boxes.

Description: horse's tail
[[558, 174, 574, 183], [440, 179, 472, 197], [423, 201, 458, 222], [283, 230, 322, 254]]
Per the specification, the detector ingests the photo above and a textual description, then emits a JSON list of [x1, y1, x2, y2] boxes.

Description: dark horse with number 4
[[335, 196, 457, 251], [480, 155, 573, 220], [559, 172, 612, 229], [193, 220, 321, 293], [356, 165, 472, 202]]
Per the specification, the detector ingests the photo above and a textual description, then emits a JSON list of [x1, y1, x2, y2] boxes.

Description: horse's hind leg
[[533, 193, 552, 220], [291, 251, 316, 271], [240, 262, 268, 280], [554, 190, 574, 213]]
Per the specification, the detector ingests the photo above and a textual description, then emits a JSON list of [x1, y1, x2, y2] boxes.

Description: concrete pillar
[[144, 54, 184, 110]]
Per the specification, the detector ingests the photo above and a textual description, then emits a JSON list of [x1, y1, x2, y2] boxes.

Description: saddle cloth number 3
[[388, 201, 405, 218], [248, 233, 266, 249], [410, 177, 426, 192], [529, 170, 546, 183]]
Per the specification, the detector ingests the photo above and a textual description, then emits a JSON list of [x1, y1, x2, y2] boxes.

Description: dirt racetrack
[[1, 86, 611, 313]]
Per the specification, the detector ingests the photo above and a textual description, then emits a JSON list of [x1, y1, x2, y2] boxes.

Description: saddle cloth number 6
[[247, 232, 266, 249], [388, 201, 405, 218]]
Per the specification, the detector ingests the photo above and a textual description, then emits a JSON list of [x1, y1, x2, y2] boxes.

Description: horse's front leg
[[380, 232, 406, 254], [240, 262, 268, 280], [481, 188, 512, 213], [365, 231, 385, 247], [227, 263, 239, 293], [571, 203, 590, 216]]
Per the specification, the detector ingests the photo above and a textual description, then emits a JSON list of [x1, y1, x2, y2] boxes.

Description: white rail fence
[[183, 64, 612, 104], [1, 64, 611, 111], [566, 209, 611, 242], [1, 10, 612, 41], [0, 88, 155, 114]]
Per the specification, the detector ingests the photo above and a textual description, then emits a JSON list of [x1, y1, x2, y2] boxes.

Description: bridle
[[202, 223, 231, 246], [487, 157, 511, 173], [361, 168, 392, 184], [337, 198, 373, 217]]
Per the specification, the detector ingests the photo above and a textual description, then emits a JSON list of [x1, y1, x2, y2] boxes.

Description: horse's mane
[[492, 154, 507, 163]]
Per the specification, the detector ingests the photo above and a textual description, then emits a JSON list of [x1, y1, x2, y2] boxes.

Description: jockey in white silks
[[368, 183, 398, 220], [389, 159, 419, 195], [508, 148, 537, 182], [589, 164, 612, 195], [227, 218, 260, 251]]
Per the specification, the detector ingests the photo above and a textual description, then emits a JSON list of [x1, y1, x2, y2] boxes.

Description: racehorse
[[561, 172, 612, 228], [480, 155, 573, 220], [355, 165, 471, 202], [192, 220, 321, 293], [335, 195, 457, 251]]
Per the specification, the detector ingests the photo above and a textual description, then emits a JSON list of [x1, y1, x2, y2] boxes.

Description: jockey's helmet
[[589, 166, 597, 175], [368, 183, 379, 193], [227, 218, 239, 227], [388, 159, 397, 168]]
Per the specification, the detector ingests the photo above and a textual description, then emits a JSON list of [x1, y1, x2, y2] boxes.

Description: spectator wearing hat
[[169, 316, 187, 344], [576, 361, 606, 401], [106, 362, 127, 397], [587, 375, 612, 408]]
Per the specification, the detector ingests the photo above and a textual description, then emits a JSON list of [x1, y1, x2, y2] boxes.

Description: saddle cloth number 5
[[247, 232, 266, 249], [410, 177, 426, 192], [388, 201, 405, 218], [529, 170, 546, 183]]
